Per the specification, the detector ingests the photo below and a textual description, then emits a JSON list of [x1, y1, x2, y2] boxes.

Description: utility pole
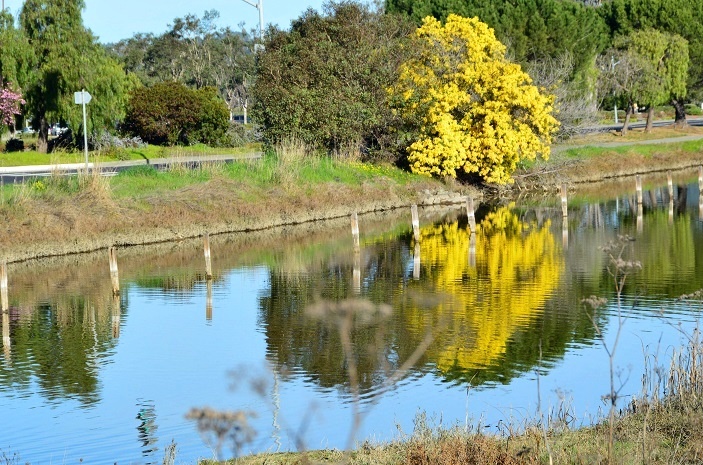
[[611, 55, 621, 125], [239, 0, 264, 41]]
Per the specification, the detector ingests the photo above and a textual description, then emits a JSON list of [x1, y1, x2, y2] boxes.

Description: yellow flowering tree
[[389, 14, 559, 184]]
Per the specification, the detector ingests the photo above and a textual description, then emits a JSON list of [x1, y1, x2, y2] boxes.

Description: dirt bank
[[512, 137, 703, 192], [0, 177, 475, 263]]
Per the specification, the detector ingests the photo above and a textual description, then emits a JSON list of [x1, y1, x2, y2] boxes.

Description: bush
[[90, 131, 146, 160], [122, 82, 229, 146], [3, 138, 24, 152], [685, 103, 703, 116], [253, 1, 414, 160], [226, 122, 261, 147]]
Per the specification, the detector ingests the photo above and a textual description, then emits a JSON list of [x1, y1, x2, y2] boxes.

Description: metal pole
[[614, 103, 618, 125], [239, 0, 264, 40], [258, 0, 264, 40], [82, 89, 89, 171]]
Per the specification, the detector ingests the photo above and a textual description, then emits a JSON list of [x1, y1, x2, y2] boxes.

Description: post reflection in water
[[206, 280, 213, 322], [669, 199, 674, 225], [468, 232, 476, 267], [2, 311, 10, 363], [413, 243, 421, 280], [699, 194, 703, 221], [562, 216, 569, 249], [136, 400, 159, 460], [637, 203, 643, 234], [353, 250, 361, 294]]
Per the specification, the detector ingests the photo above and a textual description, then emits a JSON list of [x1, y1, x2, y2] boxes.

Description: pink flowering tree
[[0, 86, 25, 134]]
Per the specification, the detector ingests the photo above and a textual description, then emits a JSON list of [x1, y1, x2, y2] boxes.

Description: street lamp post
[[239, 0, 264, 41], [611, 56, 621, 125]]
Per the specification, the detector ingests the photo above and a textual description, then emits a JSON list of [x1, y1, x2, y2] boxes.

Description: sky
[[1, 0, 338, 43]]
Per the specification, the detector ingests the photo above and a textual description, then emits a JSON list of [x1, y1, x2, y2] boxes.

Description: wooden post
[[413, 243, 421, 280], [109, 247, 120, 296], [351, 213, 360, 250], [636, 176, 643, 204], [203, 233, 213, 280], [353, 250, 361, 294], [667, 171, 674, 201], [466, 197, 477, 232], [111, 294, 120, 339], [0, 262, 8, 312], [561, 184, 568, 218], [206, 280, 213, 322], [411, 205, 420, 241]]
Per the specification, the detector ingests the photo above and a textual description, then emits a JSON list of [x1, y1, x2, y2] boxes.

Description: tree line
[[0, 0, 700, 184]]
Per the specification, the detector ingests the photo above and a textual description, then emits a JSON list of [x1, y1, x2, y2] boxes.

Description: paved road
[[591, 116, 703, 132], [0, 152, 262, 184]]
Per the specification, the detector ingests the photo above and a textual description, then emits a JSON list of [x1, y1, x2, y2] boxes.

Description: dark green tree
[[107, 11, 256, 123], [122, 81, 229, 146], [253, 1, 414, 159], [20, 0, 134, 152], [385, 0, 609, 83], [602, 28, 689, 130], [0, 10, 33, 90], [599, 0, 703, 106]]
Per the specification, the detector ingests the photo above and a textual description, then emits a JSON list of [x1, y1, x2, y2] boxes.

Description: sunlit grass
[[0, 142, 263, 167]]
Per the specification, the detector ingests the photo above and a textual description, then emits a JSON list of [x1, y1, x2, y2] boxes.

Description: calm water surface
[[1, 174, 703, 463]]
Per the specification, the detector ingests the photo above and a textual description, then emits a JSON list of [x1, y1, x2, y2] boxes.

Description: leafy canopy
[[20, 0, 134, 150], [253, 1, 413, 158], [389, 14, 558, 184], [385, 0, 609, 83], [599, 0, 703, 93], [621, 28, 689, 107], [122, 81, 229, 146]]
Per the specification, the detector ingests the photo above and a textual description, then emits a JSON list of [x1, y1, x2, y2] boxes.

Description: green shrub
[[122, 82, 229, 146], [3, 138, 24, 152], [685, 103, 703, 116], [253, 2, 414, 161]]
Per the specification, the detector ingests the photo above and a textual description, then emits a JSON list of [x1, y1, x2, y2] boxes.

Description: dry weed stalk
[[185, 406, 257, 460], [583, 234, 641, 464]]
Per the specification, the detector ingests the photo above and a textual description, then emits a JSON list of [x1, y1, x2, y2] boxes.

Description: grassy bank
[[0, 142, 470, 262], [514, 124, 703, 189]]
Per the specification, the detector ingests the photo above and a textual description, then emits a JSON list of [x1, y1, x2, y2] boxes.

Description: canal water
[[1, 173, 703, 464]]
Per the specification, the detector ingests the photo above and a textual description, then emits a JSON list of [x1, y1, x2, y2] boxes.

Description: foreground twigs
[[582, 234, 641, 464]]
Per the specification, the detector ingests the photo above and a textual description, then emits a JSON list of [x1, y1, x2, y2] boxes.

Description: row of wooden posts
[[4, 166, 702, 313], [559, 166, 703, 218], [0, 232, 217, 314], [351, 197, 479, 251], [350, 197, 479, 288]]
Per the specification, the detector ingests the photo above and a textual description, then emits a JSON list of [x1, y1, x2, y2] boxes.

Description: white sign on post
[[74, 90, 92, 170], [74, 90, 92, 105]]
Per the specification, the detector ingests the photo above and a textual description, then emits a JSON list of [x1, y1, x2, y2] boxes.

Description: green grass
[[104, 152, 426, 201], [0, 142, 262, 167]]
